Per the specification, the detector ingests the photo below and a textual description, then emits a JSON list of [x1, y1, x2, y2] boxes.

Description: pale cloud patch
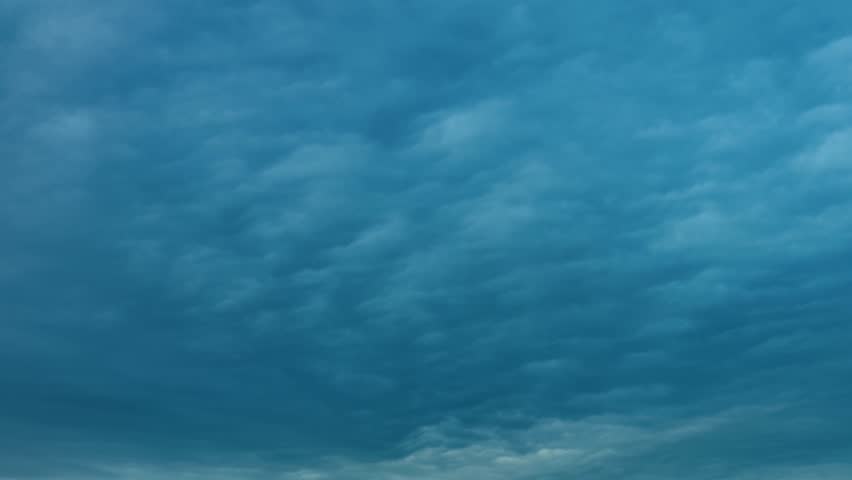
[[807, 35, 852, 95], [457, 159, 561, 242], [793, 127, 852, 171], [808, 35, 852, 69], [415, 100, 511, 155], [264, 407, 786, 480], [797, 103, 852, 127]]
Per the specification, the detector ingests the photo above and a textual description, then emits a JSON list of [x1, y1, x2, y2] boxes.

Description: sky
[[2, 0, 852, 479]]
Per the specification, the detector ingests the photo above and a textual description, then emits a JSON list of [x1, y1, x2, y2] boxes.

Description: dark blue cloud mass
[[3, 0, 852, 478]]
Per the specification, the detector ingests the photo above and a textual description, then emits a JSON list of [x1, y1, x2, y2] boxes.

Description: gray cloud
[[3, 1, 852, 479]]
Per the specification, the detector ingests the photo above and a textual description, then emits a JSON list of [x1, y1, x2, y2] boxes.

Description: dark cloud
[[3, 1, 852, 478]]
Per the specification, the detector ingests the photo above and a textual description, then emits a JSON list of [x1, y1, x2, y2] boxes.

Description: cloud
[[3, 1, 852, 479], [795, 127, 852, 170]]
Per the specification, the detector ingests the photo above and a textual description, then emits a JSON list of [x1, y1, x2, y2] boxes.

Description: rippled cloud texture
[[3, 1, 852, 479]]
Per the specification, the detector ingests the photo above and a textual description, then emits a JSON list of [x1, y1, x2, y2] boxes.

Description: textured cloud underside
[[2, 1, 852, 479]]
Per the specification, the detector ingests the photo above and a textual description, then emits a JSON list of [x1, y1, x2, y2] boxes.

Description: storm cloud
[[3, 1, 852, 479]]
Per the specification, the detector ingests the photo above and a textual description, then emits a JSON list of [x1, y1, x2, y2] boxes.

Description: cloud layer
[[3, 1, 852, 479]]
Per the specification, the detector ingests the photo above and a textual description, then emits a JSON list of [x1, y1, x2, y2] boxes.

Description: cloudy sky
[[3, 0, 852, 478]]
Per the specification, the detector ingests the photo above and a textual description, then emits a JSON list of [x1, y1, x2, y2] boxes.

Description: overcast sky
[[3, 1, 852, 479]]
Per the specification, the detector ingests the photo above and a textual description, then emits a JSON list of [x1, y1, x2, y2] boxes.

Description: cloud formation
[[2, 1, 852, 479]]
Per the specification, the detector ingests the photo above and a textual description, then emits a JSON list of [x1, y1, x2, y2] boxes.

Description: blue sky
[[3, 1, 852, 479]]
